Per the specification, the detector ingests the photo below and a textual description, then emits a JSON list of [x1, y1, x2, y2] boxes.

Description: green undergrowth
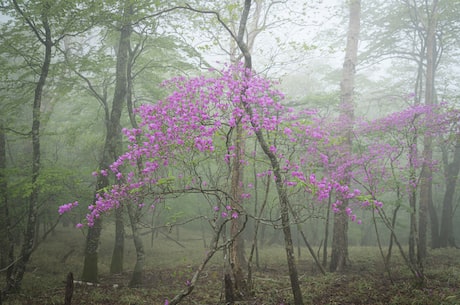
[[2, 226, 460, 304]]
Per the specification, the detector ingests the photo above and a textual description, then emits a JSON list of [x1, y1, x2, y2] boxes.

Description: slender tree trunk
[[385, 187, 400, 265], [250, 126, 304, 305], [418, 0, 438, 269], [235, 1, 302, 302], [330, 0, 360, 273], [127, 204, 145, 287], [248, 156, 270, 286], [110, 206, 124, 274], [408, 159, 418, 266], [81, 1, 131, 282], [322, 194, 331, 267], [4, 8, 52, 293]]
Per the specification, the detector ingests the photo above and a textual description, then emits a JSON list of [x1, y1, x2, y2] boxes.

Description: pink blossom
[[58, 201, 78, 215]]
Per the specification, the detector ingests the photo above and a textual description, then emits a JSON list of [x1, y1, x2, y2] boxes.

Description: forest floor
[[2, 226, 460, 305]]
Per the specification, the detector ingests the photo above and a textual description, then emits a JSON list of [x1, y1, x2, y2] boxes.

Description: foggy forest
[[1, 0, 460, 304]]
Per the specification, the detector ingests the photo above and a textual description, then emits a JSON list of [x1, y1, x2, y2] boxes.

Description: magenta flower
[[58, 201, 78, 215]]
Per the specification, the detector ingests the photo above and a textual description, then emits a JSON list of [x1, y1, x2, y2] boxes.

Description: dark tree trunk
[[418, 0, 438, 268], [0, 122, 15, 298], [4, 6, 52, 293], [252, 112, 307, 301], [127, 204, 145, 287], [243, 101, 304, 304], [0, 121, 9, 271], [110, 206, 124, 274], [438, 134, 460, 247], [81, 1, 131, 282], [81, 217, 102, 282], [64, 272, 74, 305]]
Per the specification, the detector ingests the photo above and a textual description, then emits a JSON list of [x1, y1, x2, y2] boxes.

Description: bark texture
[[81, 1, 131, 282], [438, 134, 460, 247], [330, 0, 360, 273], [4, 2, 52, 293]]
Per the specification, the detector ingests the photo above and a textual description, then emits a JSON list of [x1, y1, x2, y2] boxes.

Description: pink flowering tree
[[60, 64, 366, 303], [60, 64, 460, 302], [348, 103, 459, 279]]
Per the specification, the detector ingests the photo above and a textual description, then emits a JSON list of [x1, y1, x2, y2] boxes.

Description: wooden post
[[64, 272, 74, 305]]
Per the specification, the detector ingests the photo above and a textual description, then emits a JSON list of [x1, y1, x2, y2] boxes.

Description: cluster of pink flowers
[[59, 64, 460, 228]]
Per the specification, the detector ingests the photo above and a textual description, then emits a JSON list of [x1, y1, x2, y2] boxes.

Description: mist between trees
[[1, 1, 460, 305]]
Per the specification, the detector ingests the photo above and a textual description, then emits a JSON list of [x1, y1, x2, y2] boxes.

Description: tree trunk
[[0, 122, 15, 297], [228, 121, 249, 299], [64, 272, 74, 305], [127, 204, 145, 287], [418, 0, 438, 268], [330, 208, 349, 272], [408, 162, 418, 266], [330, 0, 360, 273], [251, 128, 304, 305], [224, 0, 254, 300], [4, 8, 52, 293], [110, 206, 124, 274], [81, 217, 102, 282], [239, 73, 304, 305], [438, 134, 460, 247], [81, 1, 131, 282], [0, 121, 9, 270], [322, 194, 331, 267]]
